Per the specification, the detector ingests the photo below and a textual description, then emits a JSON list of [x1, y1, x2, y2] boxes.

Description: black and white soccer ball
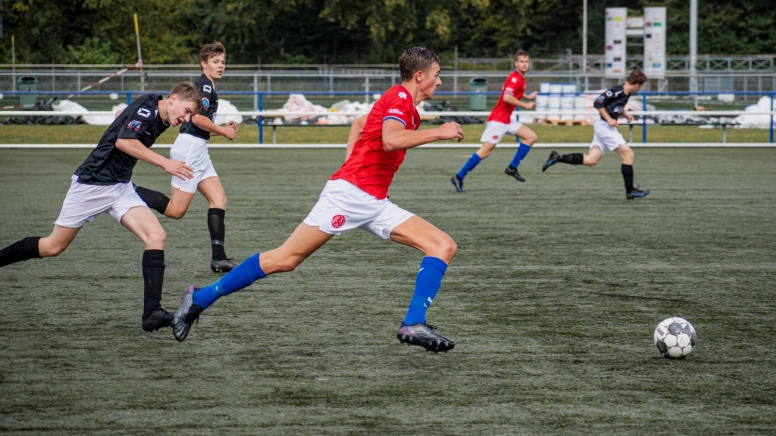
[[653, 317, 697, 359]]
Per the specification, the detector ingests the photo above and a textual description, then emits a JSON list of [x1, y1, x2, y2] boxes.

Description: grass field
[[0, 123, 772, 145], [1, 147, 775, 434]]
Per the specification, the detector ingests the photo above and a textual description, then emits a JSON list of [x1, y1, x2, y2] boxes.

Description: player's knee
[[433, 235, 458, 261], [523, 133, 537, 146], [210, 195, 227, 210], [40, 240, 68, 257], [165, 207, 187, 220], [274, 257, 301, 273], [146, 228, 167, 247]]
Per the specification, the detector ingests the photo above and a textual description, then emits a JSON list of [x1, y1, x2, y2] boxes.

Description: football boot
[[397, 322, 455, 353]]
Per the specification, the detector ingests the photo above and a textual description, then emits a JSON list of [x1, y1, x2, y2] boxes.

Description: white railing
[[3, 109, 775, 147]]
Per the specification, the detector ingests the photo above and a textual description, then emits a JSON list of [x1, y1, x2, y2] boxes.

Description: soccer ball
[[653, 317, 697, 359]]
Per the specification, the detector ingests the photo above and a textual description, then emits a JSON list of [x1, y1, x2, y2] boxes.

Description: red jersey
[[487, 70, 526, 124], [331, 84, 419, 200]]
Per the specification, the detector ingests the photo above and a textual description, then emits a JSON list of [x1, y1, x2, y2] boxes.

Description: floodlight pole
[[582, 0, 588, 91], [690, 0, 698, 106]]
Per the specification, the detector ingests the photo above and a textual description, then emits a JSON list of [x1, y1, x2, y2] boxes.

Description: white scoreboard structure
[[605, 7, 667, 79]]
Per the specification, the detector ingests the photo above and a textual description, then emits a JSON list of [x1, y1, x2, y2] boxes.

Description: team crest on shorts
[[492, 135, 499, 140], [331, 214, 346, 229]]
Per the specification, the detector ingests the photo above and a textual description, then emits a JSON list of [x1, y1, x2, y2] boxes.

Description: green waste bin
[[469, 77, 488, 110], [19, 76, 38, 108]]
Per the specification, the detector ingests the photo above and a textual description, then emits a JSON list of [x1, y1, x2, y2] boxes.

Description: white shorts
[[303, 179, 414, 239], [55, 175, 147, 228], [591, 119, 626, 155], [480, 120, 524, 144], [170, 133, 218, 193]]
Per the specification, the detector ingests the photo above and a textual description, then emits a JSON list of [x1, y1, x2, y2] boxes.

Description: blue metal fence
[[3, 89, 774, 144]]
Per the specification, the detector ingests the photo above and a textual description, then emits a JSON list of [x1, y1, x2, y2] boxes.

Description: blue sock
[[456, 153, 482, 180], [403, 257, 448, 325], [193, 252, 266, 310], [509, 143, 532, 169]]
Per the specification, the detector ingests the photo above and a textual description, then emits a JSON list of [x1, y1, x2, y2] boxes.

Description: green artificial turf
[[0, 148, 775, 434]]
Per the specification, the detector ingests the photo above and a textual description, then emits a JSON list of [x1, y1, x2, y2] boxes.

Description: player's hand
[[526, 91, 539, 99], [608, 118, 619, 127], [438, 122, 464, 143], [222, 125, 236, 140], [525, 102, 536, 110], [163, 159, 193, 180], [626, 114, 634, 123], [227, 120, 239, 132]]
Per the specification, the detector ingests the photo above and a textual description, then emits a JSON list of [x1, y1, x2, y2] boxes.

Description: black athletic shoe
[[397, 322, 455, 352], [450, 175, 466, 193], [142, 307, 174, 332], [626, 188, 650, 200], [542, 151, 560, 172], [211, 259, 239, 273], [172, 286, 203, 342], [504, 166, 526, 182]]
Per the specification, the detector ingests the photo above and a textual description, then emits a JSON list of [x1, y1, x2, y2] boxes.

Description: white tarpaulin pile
[[733, 96, 774, 128], [53, 100, 128, 125], [215, 99, 243, 125], [267, 94, 375, 125], [52, 98, 243, 126]]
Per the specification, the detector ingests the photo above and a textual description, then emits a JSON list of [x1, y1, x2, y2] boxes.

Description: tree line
[[1, 0, 774, 65]]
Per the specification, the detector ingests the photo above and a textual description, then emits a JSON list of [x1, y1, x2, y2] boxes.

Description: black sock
[[622, 164, 634, 193], [208, 208, 227, 261], [559, 153, 584, 165], [142, 250, 165, 317], [135, 186, 171, 215], [0, 236, 41, 267]]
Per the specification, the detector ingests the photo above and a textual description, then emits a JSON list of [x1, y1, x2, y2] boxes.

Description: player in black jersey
[[133, 42, 241, 273], [542, 70, 650, 199], [0, 83, 202, 332]]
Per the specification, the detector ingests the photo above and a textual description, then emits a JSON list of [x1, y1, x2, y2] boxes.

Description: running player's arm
[[345, 115, 367, 160], [116, 138, 193, 179], [191, 114, 237, 140], [382, 120, 463, 151], [595, 89, 619, 126], [502, 94, 535, 109]]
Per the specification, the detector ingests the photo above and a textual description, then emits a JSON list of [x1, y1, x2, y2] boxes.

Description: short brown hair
[[168, 82, 202, 112], [514, 50, 529, 60], [399, 46, 441, 82], [627, 69, 647, 85], [199, 41, 226, 66]]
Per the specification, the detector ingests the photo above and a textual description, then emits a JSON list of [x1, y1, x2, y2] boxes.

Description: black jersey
[[179, 74, 217, 140], [74, 94, 170, 185], [593, 85, 631, 120]]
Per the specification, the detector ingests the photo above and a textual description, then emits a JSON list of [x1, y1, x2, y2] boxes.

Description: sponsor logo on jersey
[[331, 214, 346, 229], [511, 77, 517, 83], [596, 96, 604, 103], [398, 91, 408, 100], [127, 120, 143, 131], [202, 84, 212, 93], [202, 97, 210, 110], [388, 108, 404, 116], [605, 90, 613, 97], [136, 108, 151, 117]]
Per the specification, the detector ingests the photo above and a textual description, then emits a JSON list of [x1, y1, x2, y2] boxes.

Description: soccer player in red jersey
[[451, 50, 539, 192], [171, 47, 465, 352]]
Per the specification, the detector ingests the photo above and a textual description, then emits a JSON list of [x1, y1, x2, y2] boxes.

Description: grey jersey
[[74, 94, 169, 185], [593, 85, 631, 120]]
